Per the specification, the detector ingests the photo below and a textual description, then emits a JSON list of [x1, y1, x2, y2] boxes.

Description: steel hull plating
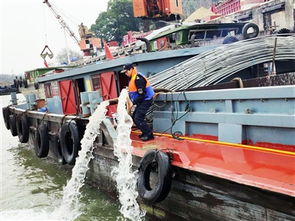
[[7, 86, 295, 221]]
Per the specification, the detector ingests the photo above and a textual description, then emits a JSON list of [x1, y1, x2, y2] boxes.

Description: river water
[[0, 95, 123, 221]]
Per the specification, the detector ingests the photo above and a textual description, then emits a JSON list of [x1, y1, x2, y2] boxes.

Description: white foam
[[112, 89, 146, 221], [0, 209, 63, 221], [53, 101, 109, 220]]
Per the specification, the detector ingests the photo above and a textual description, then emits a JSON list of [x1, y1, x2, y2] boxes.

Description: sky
[[0, 0, 109, 75]]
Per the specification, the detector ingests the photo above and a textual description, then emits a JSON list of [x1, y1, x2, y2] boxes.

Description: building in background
[[182, 0, 294, 33], [78, 23, 103, 56], [211, 0, 294, 33], [211, 0, 271, 16], [182, 0, 216, 17], [184, 7, 219, 23]]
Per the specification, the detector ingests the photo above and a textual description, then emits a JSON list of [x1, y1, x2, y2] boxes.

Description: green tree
[[91, 0, 140, 43]]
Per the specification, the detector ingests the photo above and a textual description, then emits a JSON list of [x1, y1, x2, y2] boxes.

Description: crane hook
[[40, 45, 54, 59]]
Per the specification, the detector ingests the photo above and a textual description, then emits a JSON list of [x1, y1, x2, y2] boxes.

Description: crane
[[43, 0, 103, 57], [133, 0, 182, 20], [43, 0, 80, 46]]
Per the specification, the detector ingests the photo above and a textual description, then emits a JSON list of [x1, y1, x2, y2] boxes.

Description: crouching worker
[[121, 63, 155, 141]]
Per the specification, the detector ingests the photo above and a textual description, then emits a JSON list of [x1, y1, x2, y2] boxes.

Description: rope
[[172, 131, 184, 140], [50, 2, 81, 26], [60, 114, 68, 126], [154, 91, 191, 140], [42, 3, 48, 45], [20, 109, 28, 117], [68, 116, 79, 125], [40, 112, 48, 125]]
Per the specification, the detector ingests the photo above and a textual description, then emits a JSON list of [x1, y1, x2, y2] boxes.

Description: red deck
[[131, 131, 295, 197]]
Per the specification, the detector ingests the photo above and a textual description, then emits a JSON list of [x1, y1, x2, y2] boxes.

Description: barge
[[2, 35, 295, 221]]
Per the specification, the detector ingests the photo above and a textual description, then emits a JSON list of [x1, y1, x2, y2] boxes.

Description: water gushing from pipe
[[112, 89, 146, 221], [54, 100, 109, 220]]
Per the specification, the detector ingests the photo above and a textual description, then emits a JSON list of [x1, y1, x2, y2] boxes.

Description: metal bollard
[[80, 92, 90, 116], [88, 91, 102, 114], [10, 92, 18, 105]]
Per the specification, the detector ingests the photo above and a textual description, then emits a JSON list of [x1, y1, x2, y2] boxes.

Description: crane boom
[[43, 0, 80, 45]]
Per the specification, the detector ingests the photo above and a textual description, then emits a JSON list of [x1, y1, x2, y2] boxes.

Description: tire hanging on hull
[[34, 123, 49, 158], [137, 150, 173, 203], [53, 134, 66, 165], [2, 107, 10, 130], [59, 121, 80, 165], [9, 114, 18, 136], [16, 114, 29, 143]]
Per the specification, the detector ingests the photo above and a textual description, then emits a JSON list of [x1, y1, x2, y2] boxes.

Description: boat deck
[[131, 131, 295, 197]]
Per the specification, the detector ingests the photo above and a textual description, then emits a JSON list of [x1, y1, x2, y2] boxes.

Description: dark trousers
[[132, 99, 153, 136]]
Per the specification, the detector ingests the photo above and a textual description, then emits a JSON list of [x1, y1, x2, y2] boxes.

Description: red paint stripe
[[131, 132, 295, 196]]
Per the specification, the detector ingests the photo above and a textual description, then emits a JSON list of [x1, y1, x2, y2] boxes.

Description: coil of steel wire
[[149, 35, 295, 91]]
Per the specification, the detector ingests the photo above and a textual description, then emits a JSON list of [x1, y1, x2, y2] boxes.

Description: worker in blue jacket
[[121, 63, 155, 141]]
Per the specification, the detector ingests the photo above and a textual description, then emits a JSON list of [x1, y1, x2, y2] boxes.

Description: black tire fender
[[242, 23, 259, 39], [34, 123, 49, 158], [9, 114, 18, 136], [60, 121, 80, 165], [2, 107, 10, 130], [137, 150, 173, 203], [53, 135, 66, 165], [16, 114, 29, 143]]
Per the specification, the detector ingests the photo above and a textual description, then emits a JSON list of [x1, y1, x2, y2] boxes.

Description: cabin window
[[205, 30, 222, 40], [51, 81, 60, 96], [44, 83, 52, 98], [263, 13, 272, 31], [92, 74, 101, 93], [221, 28, 239, 37], [190, 32, 205, 41]]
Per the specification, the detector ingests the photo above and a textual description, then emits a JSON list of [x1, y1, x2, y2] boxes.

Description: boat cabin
[[148, 22, 252, 51], [35, 46, 215, 116]]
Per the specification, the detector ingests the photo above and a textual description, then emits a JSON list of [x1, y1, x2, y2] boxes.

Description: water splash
[[53, 101, 109, 220], [0, 209, 62, 221], [112, 89, 146, 221]]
